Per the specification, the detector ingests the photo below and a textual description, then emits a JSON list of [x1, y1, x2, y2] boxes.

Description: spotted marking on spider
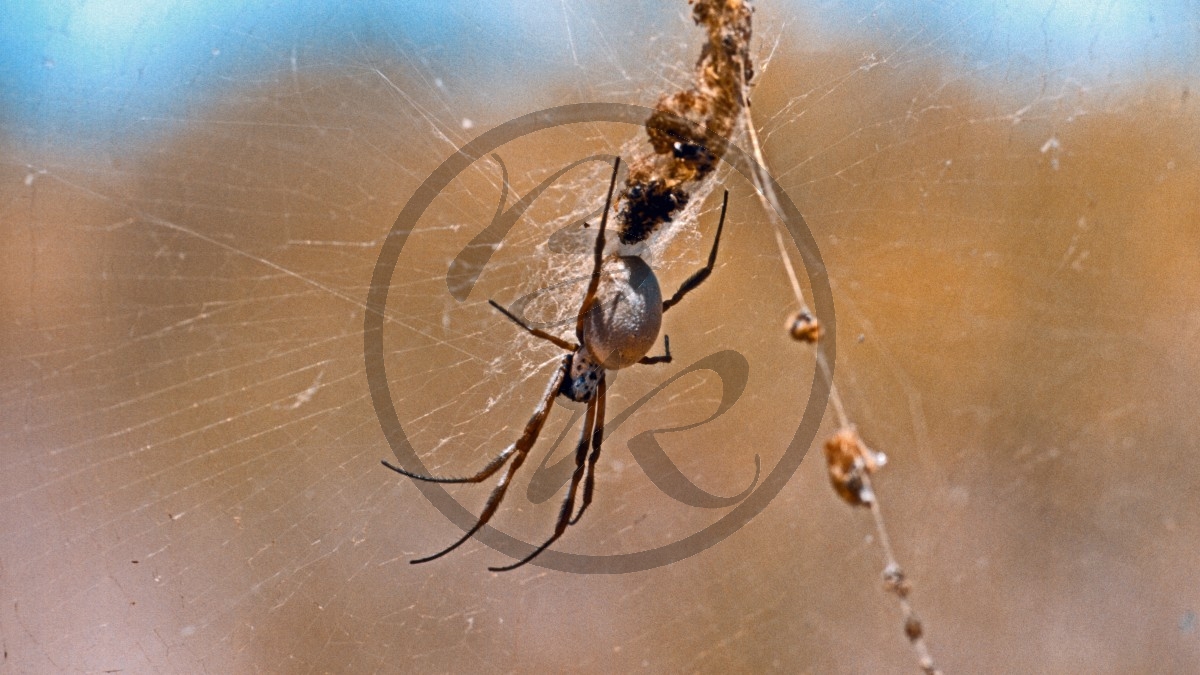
[[562, 350, 604, 402], [382, 157, 728, 571]]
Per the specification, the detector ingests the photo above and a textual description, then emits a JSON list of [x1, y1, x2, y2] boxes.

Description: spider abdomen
[[582, 255, 663, 369]]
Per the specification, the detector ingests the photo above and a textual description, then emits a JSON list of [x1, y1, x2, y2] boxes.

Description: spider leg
[[489, 381, 598, 572], [487, 299, 576, 351], [406, 356, 569, 565], [637, 334, 672, 365], [569, 374, 606, 525], [382, 446, 513, 483], [662, 190, 729, 312], [575, 157, 622, 343]]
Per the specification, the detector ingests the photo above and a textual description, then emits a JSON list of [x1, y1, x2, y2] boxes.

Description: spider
[[382, 157, 729, 571]]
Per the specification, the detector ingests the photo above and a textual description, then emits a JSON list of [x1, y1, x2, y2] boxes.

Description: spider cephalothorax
[[561, 351, 603, 402], [382, 157, 727, 571]]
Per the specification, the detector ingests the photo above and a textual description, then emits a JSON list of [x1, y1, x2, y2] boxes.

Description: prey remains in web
[[382, 0, 754, 570]]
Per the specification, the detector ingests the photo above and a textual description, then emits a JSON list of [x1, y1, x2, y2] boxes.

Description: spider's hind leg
[[575, 157, 622, 343], [662, 190, 729, 313], [638, 334, 672, 365]]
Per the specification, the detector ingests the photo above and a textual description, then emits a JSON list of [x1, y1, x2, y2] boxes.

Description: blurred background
[[1, 0, 1198, 672]]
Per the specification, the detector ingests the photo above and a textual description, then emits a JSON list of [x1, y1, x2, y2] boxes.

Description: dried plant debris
[[883, 563, 913, 600], [787, 309, 822, 343], [823, 427, 887, 507], [618, 0, 754, 246], [755, 18, 942, 672]]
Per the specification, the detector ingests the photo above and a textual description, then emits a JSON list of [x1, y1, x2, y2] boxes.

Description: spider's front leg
[[381, 355, 571, 565], [569, 374, 607, 525], [491, 372, 601, 572]]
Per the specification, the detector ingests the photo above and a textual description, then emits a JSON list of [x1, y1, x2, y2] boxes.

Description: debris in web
[[515, 0, 753, 364], [618, 1, 946, 668], [823, 426, 886, 507], [770, 225, 944, 674], [616, 0, 754, 250]]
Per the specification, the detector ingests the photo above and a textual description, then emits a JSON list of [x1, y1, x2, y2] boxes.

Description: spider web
[[1, 1, 1198, 672]]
